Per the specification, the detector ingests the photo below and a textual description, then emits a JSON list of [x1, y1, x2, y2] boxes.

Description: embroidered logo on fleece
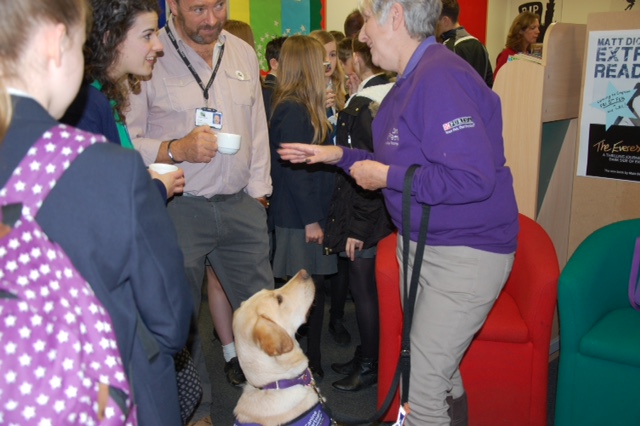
[[385, 128, 400, 146], [442, 116, 475, 134]]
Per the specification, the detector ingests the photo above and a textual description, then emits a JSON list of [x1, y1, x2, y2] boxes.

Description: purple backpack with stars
[[0, 125, 136, 425]]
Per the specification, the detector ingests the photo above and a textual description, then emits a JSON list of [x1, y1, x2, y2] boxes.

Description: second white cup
[[149, 163, 179, 174]]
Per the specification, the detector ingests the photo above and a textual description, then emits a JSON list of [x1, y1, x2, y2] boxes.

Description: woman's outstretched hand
[[278, 143, 343, 165]]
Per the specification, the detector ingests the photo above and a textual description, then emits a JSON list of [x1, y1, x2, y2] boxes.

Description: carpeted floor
[[199, 292, 559, 425]]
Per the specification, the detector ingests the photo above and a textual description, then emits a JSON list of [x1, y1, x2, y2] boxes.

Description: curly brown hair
[[84, 0, 160, 123]]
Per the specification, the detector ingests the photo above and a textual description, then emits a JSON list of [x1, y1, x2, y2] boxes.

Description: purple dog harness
[[0, 125, 136, 424], [234, 369, 332, 426]]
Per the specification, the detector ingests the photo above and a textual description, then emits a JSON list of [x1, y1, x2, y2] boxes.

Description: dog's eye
[[276, 294, 283, 305]]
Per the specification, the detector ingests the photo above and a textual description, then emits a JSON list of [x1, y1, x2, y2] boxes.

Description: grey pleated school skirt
[[272, 226, 338, 279]]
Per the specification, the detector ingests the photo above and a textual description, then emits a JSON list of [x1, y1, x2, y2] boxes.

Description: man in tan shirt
[[128, 1, 272, 424]]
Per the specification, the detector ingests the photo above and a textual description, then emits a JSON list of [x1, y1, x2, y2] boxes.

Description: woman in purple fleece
[[278, 0, 519, 424]]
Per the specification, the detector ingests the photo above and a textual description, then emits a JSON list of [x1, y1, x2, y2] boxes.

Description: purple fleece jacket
[[338, 37, 518, 254]]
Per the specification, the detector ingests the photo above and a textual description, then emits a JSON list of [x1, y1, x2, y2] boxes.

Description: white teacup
[[149, 163, 179, 174], [217, 132, 242, 155]]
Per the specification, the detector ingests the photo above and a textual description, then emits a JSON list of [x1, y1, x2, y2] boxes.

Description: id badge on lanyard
[[195, 107, 222, 129]]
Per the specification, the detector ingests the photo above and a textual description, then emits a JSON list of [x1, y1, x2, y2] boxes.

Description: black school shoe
[[331, 358, 377, 392], [224, 357, 246, 387], [331, 345, 362, 375]]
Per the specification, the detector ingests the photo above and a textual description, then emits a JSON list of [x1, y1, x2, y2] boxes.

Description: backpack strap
[[450, 33, 491, 86], [0, 124, 106, 213], [453, 35, 478, 46]]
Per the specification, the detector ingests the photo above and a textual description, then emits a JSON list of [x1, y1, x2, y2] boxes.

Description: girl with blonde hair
[[310, 30, 347, 131], [268, 35, 337, 379]]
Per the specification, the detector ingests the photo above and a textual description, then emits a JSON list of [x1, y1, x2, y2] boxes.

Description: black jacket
[[269, 100, 335, 230], [324, 75, 394, 254], [262, 73, 277, 118], [442, 27, 494, 88]]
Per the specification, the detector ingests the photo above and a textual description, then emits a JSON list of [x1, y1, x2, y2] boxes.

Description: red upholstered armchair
[[375, 214, 559, 425]]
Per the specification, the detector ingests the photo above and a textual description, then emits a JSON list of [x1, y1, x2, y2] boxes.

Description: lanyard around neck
[[166, 23, 225, 103]]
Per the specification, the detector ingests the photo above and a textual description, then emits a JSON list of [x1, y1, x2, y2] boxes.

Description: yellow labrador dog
[[232, 270, 333, 426]]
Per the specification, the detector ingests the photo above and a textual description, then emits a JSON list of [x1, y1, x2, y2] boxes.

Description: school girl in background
[[309, 29, 353, 348], [268, 35, 337, 380], [324, 37, 395, 393], [310, 30, 347, 134]]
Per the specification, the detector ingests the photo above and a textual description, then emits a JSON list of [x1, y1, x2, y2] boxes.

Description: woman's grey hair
[[358, 0, 441, 40]]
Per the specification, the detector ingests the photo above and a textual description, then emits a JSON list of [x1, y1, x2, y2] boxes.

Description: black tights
[[348, 257, 379, 359], [307, 257, 379, 366], [329, 257, 349, 322], [330, 255, 380, 359], [306, 274, 326, 369]]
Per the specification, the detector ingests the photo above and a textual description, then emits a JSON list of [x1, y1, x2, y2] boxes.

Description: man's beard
[[177, 14, 223, 45]]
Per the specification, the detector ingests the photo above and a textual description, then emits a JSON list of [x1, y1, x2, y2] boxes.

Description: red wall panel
[[458, 0, 488, 44]]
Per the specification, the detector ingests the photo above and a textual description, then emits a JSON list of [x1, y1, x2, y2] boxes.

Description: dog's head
[[233, 269, 315, 387]]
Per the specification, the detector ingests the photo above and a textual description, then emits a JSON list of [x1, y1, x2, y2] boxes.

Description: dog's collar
[[260, 368, 313, 390]]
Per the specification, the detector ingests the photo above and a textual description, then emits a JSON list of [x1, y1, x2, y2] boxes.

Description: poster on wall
[[577, 29, 640, 182]]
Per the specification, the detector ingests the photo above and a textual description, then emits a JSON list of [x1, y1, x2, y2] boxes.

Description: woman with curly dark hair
[[63, 0, 184, 200]]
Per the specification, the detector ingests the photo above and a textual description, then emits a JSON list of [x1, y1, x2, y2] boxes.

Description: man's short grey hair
[[358, 0, 441, 41]]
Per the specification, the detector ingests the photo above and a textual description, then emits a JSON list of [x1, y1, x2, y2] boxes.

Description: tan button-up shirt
[[128, 18, 271, 199]]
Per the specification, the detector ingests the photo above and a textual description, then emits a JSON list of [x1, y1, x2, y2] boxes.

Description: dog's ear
[[253, 315, 294, 356]]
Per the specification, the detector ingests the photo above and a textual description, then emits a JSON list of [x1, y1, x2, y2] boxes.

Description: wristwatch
[[167, 139, 181, 163]]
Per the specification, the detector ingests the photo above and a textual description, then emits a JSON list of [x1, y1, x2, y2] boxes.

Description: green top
[[90, 80, 134, 150]]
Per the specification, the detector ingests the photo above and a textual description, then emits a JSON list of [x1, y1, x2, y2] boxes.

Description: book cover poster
[[577, 29, 640, 182]]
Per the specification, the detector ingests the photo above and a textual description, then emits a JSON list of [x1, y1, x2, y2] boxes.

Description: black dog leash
[[328, 165, 431, 426]]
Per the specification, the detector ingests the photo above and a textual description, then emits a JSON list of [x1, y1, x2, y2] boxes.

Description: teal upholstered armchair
[[555, 218, 640, 426]]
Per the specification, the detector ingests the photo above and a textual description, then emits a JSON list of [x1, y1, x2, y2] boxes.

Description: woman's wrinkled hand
[[349, 160, 389, 191]]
